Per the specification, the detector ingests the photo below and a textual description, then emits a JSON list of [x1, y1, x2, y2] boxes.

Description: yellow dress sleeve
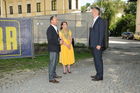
[[59, 31, 63, 39], [69, 30, 72, 37]]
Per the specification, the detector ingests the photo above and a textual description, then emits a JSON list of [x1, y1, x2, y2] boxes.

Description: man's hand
[[60, 40, 63, 45], [96, 45, 101, 50]]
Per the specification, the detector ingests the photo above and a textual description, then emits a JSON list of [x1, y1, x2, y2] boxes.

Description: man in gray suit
[[89, 7, 105, 81], [47, 16, 62, 83]]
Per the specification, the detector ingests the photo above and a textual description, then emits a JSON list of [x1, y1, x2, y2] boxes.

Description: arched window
[[52, 0, 56, 11]]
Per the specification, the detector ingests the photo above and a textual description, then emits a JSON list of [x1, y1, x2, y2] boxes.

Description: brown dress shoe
[[91, 75, 96, 78], [49, 79, 59, 83], [54, 75, 62, 79]]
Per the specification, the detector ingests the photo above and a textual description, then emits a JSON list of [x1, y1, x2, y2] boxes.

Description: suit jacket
[[46, 25, 60, 53], [89, 17, 105, 48]]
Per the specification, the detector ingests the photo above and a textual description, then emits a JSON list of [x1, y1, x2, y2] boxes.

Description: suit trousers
[[92, 48, 103, 79], [49, 52, 58, 80]]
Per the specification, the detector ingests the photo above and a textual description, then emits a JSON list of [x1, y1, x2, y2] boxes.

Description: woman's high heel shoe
[[68, 71, 71, 73]]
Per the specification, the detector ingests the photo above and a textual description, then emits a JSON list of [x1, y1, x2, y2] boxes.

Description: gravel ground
[[0, 37, 140, 93]]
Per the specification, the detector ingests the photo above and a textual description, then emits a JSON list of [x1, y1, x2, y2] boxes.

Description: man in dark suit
[[47, 16, 62, 83], [89, 7, 105, 81]]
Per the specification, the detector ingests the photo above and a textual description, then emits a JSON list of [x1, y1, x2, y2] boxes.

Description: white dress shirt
[[92, 16, 99, 27], [51, 24, 58, 33]]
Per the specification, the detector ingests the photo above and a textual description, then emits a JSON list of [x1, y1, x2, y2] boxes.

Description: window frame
[[9, 6, 13, 15], [18, 5, 22, 14], [27, 4, 31, 13], [51, 0, 57, 11], [37, 2, 41, 12]]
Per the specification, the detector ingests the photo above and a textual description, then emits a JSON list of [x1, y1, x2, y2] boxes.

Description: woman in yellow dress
[[59, 21, 75, 74]]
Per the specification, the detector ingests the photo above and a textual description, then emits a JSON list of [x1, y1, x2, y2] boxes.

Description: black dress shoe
[[91, 75, 96, 78], [54, 75, 62, 78], [49, 79, 59, 83], [92, 78, 103, 81]]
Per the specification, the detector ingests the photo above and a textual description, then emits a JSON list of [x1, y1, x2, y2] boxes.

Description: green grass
[[74, 48, 92, 60], [0, 48, 92, 73]]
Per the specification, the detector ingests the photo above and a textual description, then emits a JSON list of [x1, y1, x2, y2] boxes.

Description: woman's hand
[[64, 44, 71, 49], [63, 41, 71, 49], [67, 44, 71, 49]]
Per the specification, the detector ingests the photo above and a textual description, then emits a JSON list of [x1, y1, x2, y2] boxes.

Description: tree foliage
[[81, 3, 91, 12], [92, 0, 126, 28], [124, 2, 137, 15], [110, 14, 136, 36], [110, 2, 136, 36]]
